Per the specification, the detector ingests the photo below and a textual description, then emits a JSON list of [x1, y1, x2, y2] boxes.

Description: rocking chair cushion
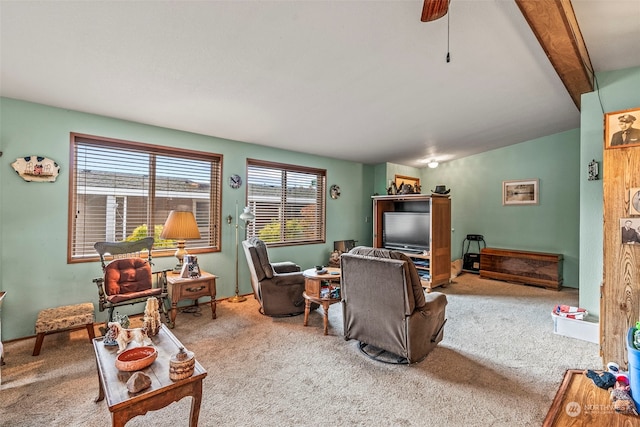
[[106, 287, 162, 304], [104, 258, 153, 296]]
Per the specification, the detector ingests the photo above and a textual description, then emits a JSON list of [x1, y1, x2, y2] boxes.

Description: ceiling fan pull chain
[[446, 0, 451, 63]]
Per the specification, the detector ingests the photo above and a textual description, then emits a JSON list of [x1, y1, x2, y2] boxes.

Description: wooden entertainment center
[[372, 194, 451, 290]]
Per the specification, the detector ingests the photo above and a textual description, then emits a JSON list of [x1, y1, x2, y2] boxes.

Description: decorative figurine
[[103, 312, 130, 346], [142, 297, 161, 337], [108, 322, 153, 354]]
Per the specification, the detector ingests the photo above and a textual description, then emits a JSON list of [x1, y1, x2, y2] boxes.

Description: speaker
[[463, 253, 481, 272]]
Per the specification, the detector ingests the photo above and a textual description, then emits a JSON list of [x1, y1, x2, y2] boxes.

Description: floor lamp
[[228, 202, 255, 303]]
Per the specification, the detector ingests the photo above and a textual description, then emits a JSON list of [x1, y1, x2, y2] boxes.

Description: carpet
[[0, 273, 603, 426]]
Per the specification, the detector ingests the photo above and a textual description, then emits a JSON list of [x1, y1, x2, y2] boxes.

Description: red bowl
[[115, 346, 158, 372]]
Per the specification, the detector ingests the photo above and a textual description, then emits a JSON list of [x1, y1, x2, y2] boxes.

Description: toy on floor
[[553, 304, 587, 320], [585, 369, 617, 389], [611, 379, 638, 415]]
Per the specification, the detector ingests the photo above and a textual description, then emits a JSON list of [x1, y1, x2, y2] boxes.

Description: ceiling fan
[[421, 0, 449, 22]]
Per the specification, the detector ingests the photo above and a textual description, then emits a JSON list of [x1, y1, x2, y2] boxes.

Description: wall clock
[[229, 174, 242, 189], [330, 184, 341, 199]]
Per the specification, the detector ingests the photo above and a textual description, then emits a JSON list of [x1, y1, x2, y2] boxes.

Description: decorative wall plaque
[[11, 155, 60, 182]]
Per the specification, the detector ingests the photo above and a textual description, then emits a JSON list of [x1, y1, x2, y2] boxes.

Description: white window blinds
[[246, 159, 326, 246], [69, 133, 222, 262]]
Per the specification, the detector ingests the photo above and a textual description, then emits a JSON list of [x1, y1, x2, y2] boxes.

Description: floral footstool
[[32, 302, 95, 356]]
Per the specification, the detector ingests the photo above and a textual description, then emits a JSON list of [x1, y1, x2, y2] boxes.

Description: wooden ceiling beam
[[515, 0, 594, 110]]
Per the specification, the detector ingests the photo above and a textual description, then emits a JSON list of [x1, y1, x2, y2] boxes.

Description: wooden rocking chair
[[93, 237, 173, 328]]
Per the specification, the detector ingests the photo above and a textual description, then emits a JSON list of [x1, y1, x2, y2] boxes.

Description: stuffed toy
[[585, 369, 617, 389], [610, 379, 638, 415]]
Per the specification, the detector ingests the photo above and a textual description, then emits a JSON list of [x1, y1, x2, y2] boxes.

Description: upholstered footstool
[[33, 302, 96, 356]]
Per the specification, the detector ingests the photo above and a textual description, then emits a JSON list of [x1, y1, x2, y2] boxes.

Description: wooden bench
[[33, 302, 96, 356], [479, 247, 563, 290]]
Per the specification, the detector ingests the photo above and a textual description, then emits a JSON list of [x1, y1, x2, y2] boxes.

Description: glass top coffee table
[[302, 267, 341, 335]]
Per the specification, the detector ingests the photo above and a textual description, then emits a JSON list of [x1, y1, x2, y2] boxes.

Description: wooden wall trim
[[515, 0, 594, 110]]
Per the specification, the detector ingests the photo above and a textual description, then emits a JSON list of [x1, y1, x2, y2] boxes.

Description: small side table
[[302, 268, 341, 335], [167, 271, 217, 325]]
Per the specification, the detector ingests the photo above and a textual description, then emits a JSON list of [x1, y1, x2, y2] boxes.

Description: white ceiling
[[1, 1, 639, 168]]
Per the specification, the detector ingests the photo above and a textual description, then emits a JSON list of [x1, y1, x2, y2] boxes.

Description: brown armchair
[[340, 247, 448, 364], [93, 237, 172, 327], [241, 237, 308, 316]]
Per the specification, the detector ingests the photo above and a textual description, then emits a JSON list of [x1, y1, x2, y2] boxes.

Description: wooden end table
[[93, 324, 207, 427], [167, 271, 217, 325], [302, 268, 341, 335]]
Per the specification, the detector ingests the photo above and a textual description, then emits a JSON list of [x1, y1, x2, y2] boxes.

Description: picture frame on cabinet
[[605, 107, 640, 149], [394, 174, 420, 188], [502, 179, 538, 206]]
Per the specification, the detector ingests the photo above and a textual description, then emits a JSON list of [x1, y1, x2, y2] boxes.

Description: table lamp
[[160, 209, 201, 272]]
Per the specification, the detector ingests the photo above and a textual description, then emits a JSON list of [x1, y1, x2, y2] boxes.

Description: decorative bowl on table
[[115, 346, 158, 372]]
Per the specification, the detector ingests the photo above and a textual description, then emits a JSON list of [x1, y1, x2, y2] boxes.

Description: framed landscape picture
[[502, 179, 539, 206], [605, 107, 640, 149]]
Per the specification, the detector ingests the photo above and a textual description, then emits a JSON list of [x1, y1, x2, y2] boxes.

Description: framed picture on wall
[[605, 107, 640, 149], [394, 174, 421, 193], [620, 218, 640, 244], [394, 174, 420, 188], [631, 188, 640, 216], [502, 179, 539, 206]]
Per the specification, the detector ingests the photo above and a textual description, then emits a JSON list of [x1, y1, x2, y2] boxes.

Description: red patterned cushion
[[104, 258, 152, 296]]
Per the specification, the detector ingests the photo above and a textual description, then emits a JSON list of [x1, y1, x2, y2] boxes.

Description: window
[[246, 159, 326, 246], [68, 133, 222, 262]]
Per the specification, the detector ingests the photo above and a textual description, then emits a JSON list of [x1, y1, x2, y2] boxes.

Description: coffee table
[[93, 324, 207, 426], [302, 267, 341, 335]]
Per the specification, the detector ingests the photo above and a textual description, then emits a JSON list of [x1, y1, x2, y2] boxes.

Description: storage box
[[626, 328, 640, 409], [551, 311, 599, 343]]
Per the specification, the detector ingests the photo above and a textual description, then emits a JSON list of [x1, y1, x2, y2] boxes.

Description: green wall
[[1, 66, 637, 339], [579, 66, 640, 319], [0, 97, 374, 340], [419, 129, 582, 288]]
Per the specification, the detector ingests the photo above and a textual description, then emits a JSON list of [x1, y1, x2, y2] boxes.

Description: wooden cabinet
[[479, 248, 563, 290], [602, 144, 640, 367], [372, 194, 451, 290], [167, 271, 217, 325]]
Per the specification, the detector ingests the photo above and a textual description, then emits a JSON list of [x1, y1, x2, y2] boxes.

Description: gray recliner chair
[[241, 237, 307, 316], [341, 246, 448, 364]]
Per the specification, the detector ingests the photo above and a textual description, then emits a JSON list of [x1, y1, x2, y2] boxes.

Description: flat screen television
[[382, 211, 430, 253]]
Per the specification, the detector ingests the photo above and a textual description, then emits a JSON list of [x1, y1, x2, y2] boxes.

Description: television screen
[[382, 212, 430, 252]]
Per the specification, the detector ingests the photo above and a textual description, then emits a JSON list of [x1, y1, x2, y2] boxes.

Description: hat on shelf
[[431, 185, 450, 195]]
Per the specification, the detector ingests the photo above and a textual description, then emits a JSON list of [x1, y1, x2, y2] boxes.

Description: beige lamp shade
[[160, 210, 201, 240], [161, 210, 201, 272]]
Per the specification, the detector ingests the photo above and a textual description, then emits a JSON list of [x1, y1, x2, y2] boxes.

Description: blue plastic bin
[[627, 328, 640, 409]]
